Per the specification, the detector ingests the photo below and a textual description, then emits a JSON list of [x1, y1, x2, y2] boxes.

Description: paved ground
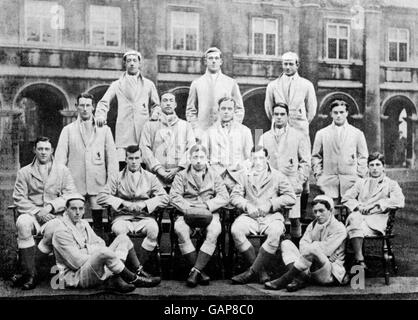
[[1, 277, 418, 300]]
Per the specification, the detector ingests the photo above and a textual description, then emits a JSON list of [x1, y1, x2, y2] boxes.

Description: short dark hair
[[218, 97, 236, 109], [368, 152, 385, 166], [76, 92, 95, 106], [34, 136, 52, 148], [161, 91, 176, 102], [330, 100, 348, 112], [251, 145, 268, 157], [125, 145, 141, 156], [312, 199, 332, 211], [272, 102, 289, 115], [189, 144, 208, 156]]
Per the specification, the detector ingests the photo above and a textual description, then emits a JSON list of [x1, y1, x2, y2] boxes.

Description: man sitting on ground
[[53, 194, 160, 293]]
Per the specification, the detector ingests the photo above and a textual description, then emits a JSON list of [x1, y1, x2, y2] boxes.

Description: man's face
[[125, 54, 140, 75], [251, 150, 268, 173], [34, 141, 53, 164], [206, 51, 222, 74], [331, 105, 348, 126], [368, 159, 384, 178], [273, 106, 288, 128], [126, 150, 142, 172], [161, 93, 177, 115], [190, 150, 208, 171], [282, 58, 298, 76], [77, 97, 94, 121], [313, 202, 332, 225], [219, 100, 235, 122], [67, 199, 85, 225]]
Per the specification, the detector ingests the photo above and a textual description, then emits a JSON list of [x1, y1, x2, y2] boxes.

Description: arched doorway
[[169, 87, 189, 121], [87, 84, 118, 138], [382, 95, 416, 168], [242, 87, 270, 136], [313, 92, 362, 145], [14, 83, 68, 167]]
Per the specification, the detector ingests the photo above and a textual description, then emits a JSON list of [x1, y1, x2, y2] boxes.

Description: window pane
[[399, 29, 408, 41], [91, 27, 104, 46], [399, 42, 408, 62], [171, 11, 185, 27], [388, 28, 397, 40], [26, 16, 40, 41], [339, 26, 348, 38], [327, 25, 337, 38], [389, 42, 398, 61], [172, 27, 184, 50], [253, 18, 264, 33], [254, 33, 264, 55], [338, 39, 348, 59], [188, 12, 199, 25], [328, 38, 337, 59], [41, 17, 55, 43], [265, 20, 276, 34], [266, 33, 276, 55], [106, 25, 119, 47], [185, 28, 197, 51]]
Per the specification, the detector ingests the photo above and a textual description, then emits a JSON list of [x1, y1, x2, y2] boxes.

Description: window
[[24, 0, 61, 44], [90, 5, 121, 48], [252, 18, 278, 56], [326, 23, 349, 60], [171, 11, 199, 51], [388, 28, 409, 62]]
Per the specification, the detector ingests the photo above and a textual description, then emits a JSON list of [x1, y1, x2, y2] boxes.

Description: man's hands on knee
[[37, 204, 55, 223]]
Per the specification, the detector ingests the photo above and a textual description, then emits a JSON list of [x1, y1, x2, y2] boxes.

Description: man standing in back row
[[265, 51, 317, 219], [186, 47, 244, 139]]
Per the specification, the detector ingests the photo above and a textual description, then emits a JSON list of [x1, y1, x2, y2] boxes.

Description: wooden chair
[[335, 204, 399, 285], [169, 208, 226, 280]]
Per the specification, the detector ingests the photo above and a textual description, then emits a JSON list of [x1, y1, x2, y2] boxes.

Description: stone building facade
[[1, 0, 418, 274]]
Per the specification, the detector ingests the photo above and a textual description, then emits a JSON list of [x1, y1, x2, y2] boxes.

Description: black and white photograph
[[0, 0, 417, 314]]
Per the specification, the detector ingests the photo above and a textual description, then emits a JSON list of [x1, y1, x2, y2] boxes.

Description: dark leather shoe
[[286, 277, 308, 292], [104, 275, 135, 293], [186, 269, 199, 288], [258, 270, 271, 284], [131, 275, 160, 288], [137, 269, 161, 285], [264, 277, 288, 291], [199, 271, 210, 285], [231, 269, 257, 285], [10, 274, 25, 288], [21, 276, 37, 290]]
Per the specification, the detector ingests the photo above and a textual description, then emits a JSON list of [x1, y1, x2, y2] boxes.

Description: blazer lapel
[[62, 216, 87, 248]]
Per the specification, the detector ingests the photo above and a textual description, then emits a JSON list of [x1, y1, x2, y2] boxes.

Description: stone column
[[363, 4, 382, 152], [299, 0, 321, 91], [0, 109, 22, 277]]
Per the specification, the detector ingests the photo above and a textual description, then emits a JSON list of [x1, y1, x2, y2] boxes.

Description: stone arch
[[13, 82, 69, 166], [169, 86, 190, 120], [382, 95, 417, 167], [242, 87, 270, 133]]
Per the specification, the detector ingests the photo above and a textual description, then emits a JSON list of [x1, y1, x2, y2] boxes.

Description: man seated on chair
[[53, 194, 160, 293], [12, 136, 77, 290], [342, 152, 405, 269], [265, 195, 347, 292], [97, 145, 169, 280], [140, 92, 196, 189], [170, 144, 229, 287], [230, 146, 296, 285], [258, 102, 310, 245], [202, 97, 253, 194]]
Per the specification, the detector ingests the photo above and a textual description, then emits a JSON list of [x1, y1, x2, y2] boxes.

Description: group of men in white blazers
[[10, 47, 404, 293]]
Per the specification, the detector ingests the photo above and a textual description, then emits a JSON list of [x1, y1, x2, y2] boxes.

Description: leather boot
[[251, 247, 274, 283], [20, 246, 37, 290], [138, 246, 153, 267], [186, 268, 200, 288], [258, 267, 271, 284], [231, 268, 257, 285], [194, 251, 212, 285], [104, 275, 135, 293], [92, 209, 105, 240], [183, 251, 197, 268], [241, 246, 256, 268], [300, 191, 309, 219], [265, 264, 302, 290], [286, 273, 309, 292]]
